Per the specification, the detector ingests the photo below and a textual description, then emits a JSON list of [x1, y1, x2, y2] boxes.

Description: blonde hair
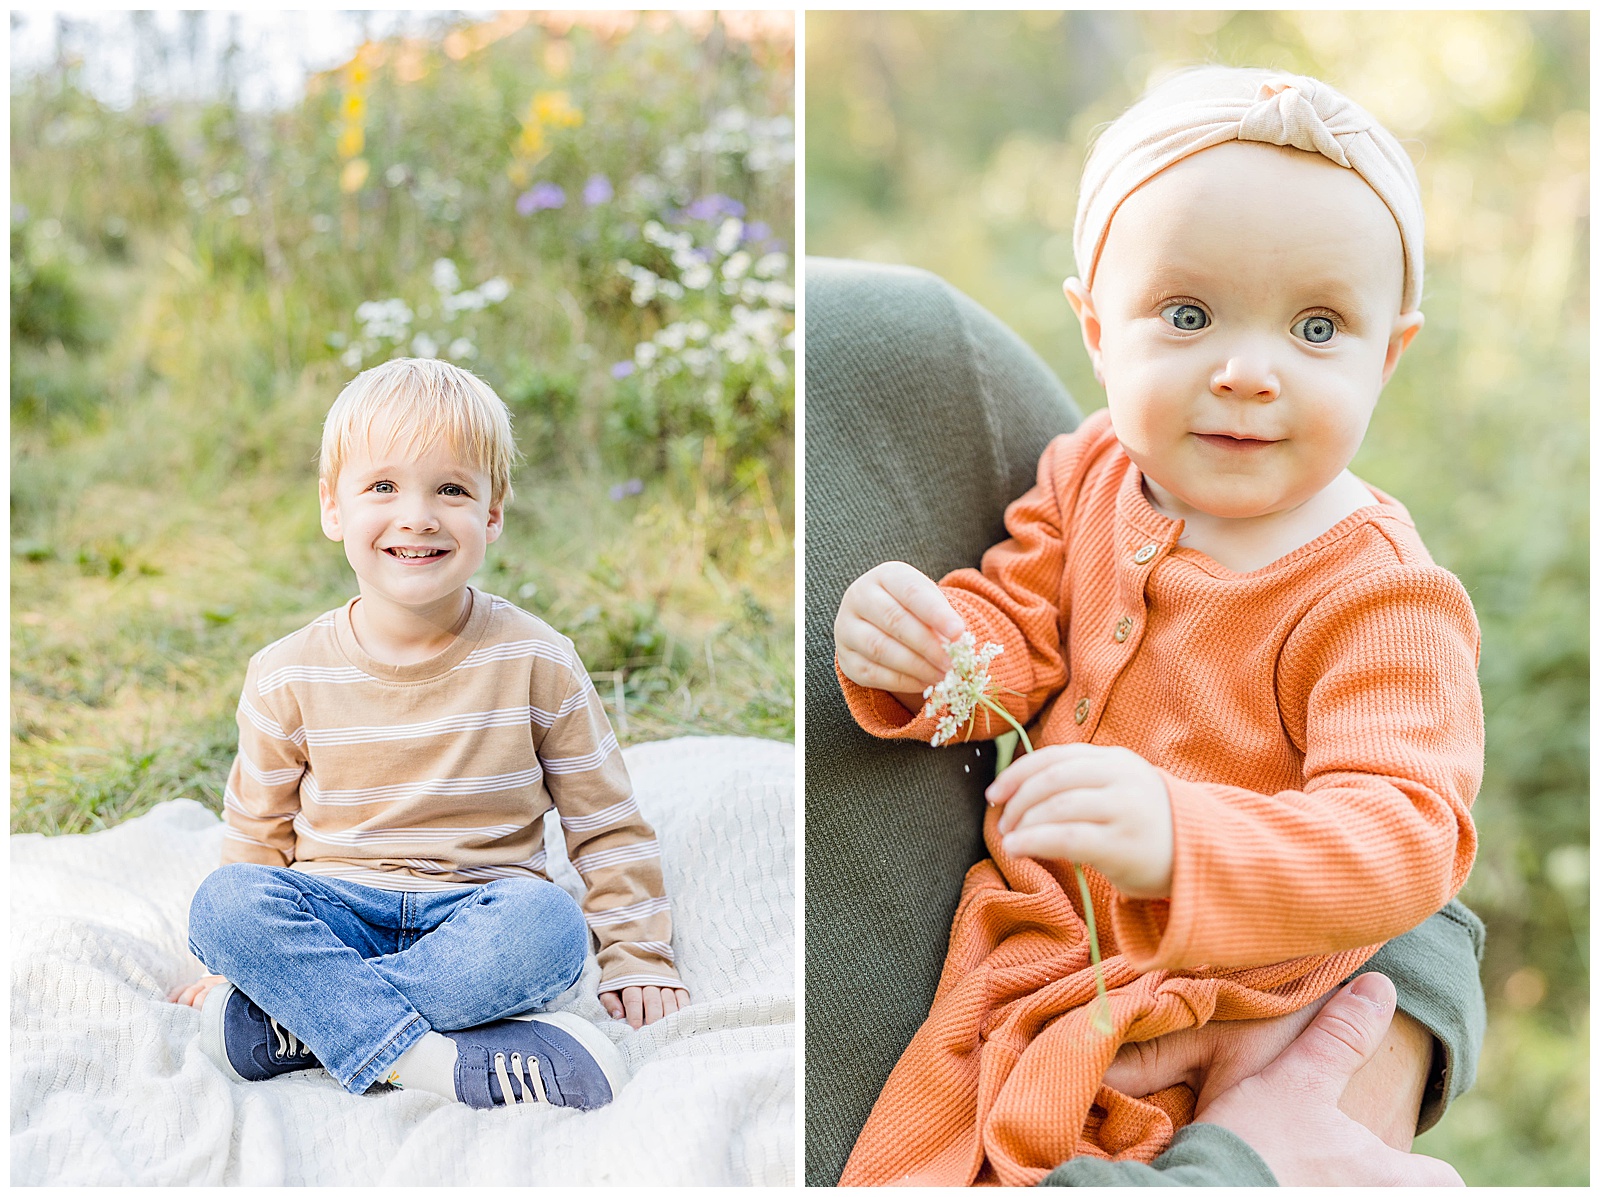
[[320, 358, 520, 507]]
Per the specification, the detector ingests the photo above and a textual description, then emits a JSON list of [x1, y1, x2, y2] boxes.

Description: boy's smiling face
[[1066, 141, 1422, 524], [319, 417, 503, 622]]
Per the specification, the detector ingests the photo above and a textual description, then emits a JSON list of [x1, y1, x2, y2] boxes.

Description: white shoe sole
[[197, 980, 250, 1083], [509, 1009, 630, 1103]]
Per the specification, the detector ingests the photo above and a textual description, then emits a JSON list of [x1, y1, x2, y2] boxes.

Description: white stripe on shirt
[[303, 767, 543, 807], [573, 841, 661, 875], [584, 895, 672, 927], [543, 731, 619, 775], [559, 795, 641, 833]]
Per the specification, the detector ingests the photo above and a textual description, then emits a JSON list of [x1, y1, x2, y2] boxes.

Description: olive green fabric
[[801, 258, 1486, 1187], [803, 258, 1082, 1186], [1351, 898, 1486, 1134], [1043, 1123, 1277, 1187]]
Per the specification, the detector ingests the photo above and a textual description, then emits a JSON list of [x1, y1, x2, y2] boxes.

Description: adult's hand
[[1179, 974, 1461, 1185]]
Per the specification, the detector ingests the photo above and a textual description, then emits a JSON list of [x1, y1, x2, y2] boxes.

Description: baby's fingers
[[1001, 818, 1117, 864], [874, 562, 965, 644], [836, 620, 946, 695]]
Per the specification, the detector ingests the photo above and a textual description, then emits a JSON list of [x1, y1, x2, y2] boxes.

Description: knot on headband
[[1238, 80, 1356, 166], [1073, 67, 1424, 312]]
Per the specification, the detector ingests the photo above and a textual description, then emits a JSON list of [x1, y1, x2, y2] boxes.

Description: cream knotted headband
[[1073, 67, 1424, 312]]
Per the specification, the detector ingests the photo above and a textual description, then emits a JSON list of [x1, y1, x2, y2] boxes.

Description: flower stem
[[982, 694, 1112, 1035]]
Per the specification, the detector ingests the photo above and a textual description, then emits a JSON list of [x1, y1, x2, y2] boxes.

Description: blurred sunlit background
[[808, 10, 1587, 1185], [13, 13, 795, 834]]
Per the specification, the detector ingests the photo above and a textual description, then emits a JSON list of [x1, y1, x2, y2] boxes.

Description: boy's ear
[[318, 478, 344, 542], [1381, 310, 1425, 386], [485, 502, 505, 546], [1062, 277, 1105, 385]]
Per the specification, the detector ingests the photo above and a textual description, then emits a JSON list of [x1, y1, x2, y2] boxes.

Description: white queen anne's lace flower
[[922, 632, 1005, 747]]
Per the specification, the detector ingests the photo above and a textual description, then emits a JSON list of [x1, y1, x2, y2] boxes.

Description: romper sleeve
[[220, 652, 307, 867], [836, 426, 1102, 741], [1111, 566, 1483, 969], [538, 647, 682, 994]]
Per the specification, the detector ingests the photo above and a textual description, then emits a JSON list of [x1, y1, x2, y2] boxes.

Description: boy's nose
[[1210, 355, 1280, 401], [398, 504, 441, 532]]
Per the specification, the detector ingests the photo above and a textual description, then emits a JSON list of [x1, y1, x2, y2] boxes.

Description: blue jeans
[[187, 863, 589, 1094]]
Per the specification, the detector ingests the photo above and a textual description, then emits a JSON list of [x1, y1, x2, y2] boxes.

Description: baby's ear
[[484, 502, 505, 545], [318, 478, 343, 543], [1063, 278, 1105, 385], [1381, 310, 1425, 386]]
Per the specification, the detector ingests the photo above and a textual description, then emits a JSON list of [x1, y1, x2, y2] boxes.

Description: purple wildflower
[[683, 193, 745, 222], [608, 478, 645, 501], [610, 360, 635, 379], [583, 174, 614, 206], [516, 183, 567, 215], [743, 220, 771, 243]]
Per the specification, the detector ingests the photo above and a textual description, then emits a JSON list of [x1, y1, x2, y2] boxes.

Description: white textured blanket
[[11, 735, 795, 1185]]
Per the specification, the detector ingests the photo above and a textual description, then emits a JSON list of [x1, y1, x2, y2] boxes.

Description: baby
[[833, 68, 1482, 1183], [169, 358, 688, 1110]]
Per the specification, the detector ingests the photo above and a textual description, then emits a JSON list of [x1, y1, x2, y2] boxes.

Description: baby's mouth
[[384, 547, 449, 560], [1193, 433, 1279, 450]]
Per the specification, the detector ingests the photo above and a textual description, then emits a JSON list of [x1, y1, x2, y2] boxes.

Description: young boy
[[169, 358, 688, 1110], [832, 68, 1482, 1183]]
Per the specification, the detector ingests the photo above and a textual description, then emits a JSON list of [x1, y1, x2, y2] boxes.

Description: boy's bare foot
[[169, 973, 229, 1009]]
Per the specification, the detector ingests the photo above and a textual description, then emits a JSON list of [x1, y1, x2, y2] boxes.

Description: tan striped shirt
[[220, 586, 679, 993]]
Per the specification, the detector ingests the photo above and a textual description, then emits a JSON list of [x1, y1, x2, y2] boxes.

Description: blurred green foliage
[[808, 10, 1587, 1185], [13, 13, 795, 838]]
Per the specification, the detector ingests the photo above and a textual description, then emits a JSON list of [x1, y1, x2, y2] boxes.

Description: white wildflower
[[431, 258, 461, 295], [922, 632, 1005, 747], [478, 276, 511, 304]]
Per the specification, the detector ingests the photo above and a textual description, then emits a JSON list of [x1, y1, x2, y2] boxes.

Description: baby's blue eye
[[371, 481, 397, 494], [1161, 303, 1209, 331], [1294, 315, 1337, 344]]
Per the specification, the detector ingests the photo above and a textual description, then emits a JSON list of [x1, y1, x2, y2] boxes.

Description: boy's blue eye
[[372, 481, 396, 494], [440, 484, 467, 497], [1161, 303, 1209, 331], [1294, 315, 1337, 344]]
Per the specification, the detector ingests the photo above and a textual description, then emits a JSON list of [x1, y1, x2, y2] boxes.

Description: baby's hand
[[987, 743, 1174, 898], [168, 973, 229, 1009], [600, 985, 690, 1029], [835, 562, 966, 709]]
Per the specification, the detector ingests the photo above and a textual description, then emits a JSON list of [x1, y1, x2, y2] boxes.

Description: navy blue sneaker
[[442, 1011, 627, 1110], [199, 981, 321, 1083]]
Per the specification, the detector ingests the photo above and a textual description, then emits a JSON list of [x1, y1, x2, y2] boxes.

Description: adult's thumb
[[1256, 971, 1397, 1102]]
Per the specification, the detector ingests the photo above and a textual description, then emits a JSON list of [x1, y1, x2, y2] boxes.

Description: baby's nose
[[1210, 356, 1280, 400]]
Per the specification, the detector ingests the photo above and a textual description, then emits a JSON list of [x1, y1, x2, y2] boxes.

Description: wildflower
[[610, 361, 635, 380], [516, 183, 566, 215], [683, 194, 745, 222], [431, 258, 462, 295], [922, 632, 1005, 747], [583, 174, 614, 205], [410, 332, 439, 358], [446, 338, 475, 360], [608, 478, 644, 501], [478, 277, 511, 304]]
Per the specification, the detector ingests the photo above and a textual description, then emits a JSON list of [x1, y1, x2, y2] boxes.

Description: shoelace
[[268, 1019, 312, 1062], [491, 1050, 550, 1106]]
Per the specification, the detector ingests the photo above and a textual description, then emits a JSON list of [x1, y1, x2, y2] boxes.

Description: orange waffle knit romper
[[836, 409, 1482, 1186]]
